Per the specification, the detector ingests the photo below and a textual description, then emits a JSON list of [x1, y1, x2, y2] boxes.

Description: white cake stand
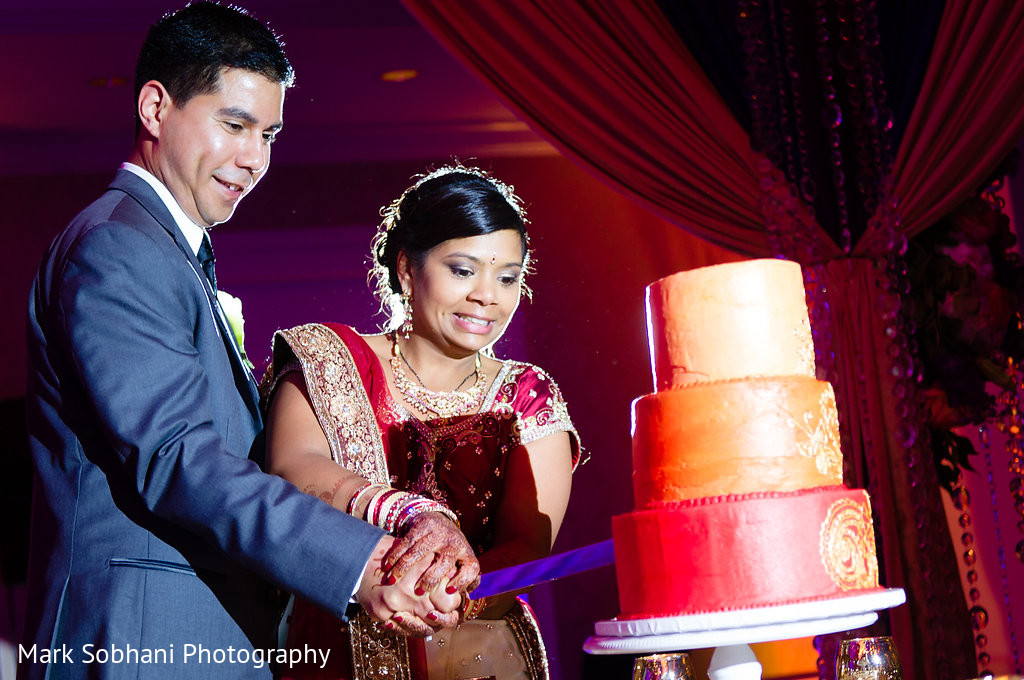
[[584, 588, 906, 680]]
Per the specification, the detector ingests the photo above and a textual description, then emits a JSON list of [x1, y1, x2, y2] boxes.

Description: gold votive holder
[[632, 652, 695, 680]]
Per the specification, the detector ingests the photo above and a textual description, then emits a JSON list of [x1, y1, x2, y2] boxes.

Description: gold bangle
[[462, 596, 486, 621]]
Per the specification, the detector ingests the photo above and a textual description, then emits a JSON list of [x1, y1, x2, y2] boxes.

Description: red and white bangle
[[395, 497, 460, 533], [352, 486, 462, 534], [377, 490, 411, 533], [367, 488, 400, 527], [352, 483, 390, 521], [345, 481, 375, 516]]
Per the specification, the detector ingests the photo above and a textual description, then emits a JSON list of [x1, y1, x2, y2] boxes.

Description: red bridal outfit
[[261, 323, 581, 680]]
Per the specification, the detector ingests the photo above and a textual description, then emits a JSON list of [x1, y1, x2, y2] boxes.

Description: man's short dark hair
[[134, 2, 294, 130]]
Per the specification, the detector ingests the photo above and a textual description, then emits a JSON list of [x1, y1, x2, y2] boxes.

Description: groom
[[20, 4, 477, 679]]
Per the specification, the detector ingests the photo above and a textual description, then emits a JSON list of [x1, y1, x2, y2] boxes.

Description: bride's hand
[[429, 575, 461, 612], [387, 569, 463, 630], [382, 512, 481, 601]]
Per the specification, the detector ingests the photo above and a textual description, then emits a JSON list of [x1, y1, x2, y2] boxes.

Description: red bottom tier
[[612, 486, 882, 619]]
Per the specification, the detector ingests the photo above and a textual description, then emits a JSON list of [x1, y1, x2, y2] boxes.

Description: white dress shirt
[[121, 162, 207, 256]]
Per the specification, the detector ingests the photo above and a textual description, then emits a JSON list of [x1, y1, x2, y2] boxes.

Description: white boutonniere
[[216, 290, 255, 371]]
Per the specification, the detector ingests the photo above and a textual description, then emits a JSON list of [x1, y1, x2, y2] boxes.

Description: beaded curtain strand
[[994, 353, 1024, 670], [739, 0, 972, 677]]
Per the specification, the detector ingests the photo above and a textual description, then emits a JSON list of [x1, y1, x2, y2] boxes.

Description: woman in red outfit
[[261, 164, 581, 680]]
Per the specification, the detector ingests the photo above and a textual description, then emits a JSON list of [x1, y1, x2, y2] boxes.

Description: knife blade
[[470, 539, 616, 599]]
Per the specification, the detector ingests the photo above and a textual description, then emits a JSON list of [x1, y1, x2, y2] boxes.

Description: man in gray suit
[[20, 4, 478, 678]]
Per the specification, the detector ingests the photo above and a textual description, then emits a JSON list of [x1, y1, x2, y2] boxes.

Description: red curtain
[[402, 0, 1024, 677], [873, 2, 1024, 242], [402, 0, 774, 256]]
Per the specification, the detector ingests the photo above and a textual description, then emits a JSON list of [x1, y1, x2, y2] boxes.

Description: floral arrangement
[[906, 153, 1024, 492]]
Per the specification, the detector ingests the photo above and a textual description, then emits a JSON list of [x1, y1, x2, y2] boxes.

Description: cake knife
[[470, 539, 615, 599]]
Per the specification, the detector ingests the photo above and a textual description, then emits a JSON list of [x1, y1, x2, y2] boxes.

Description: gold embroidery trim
[[274, 324, 390, 484], [504, 597, 550, 680], [348, 609, 411, 680], [495, 362, 581, 454], [818, 493, 879, 590]]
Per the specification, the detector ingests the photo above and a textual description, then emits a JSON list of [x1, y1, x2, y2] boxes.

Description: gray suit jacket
[[20, 170, 384, 679]]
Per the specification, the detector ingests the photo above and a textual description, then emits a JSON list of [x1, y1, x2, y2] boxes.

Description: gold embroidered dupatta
[[265, 323, 412, 680], [267, 323, 389, 484]]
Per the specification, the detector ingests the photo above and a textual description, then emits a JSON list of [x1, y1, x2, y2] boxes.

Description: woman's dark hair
[[371, 165, 532, 326], [134, 2, 294, 133]]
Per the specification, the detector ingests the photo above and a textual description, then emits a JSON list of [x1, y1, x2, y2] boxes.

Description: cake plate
[[584, 588, 905, 680]]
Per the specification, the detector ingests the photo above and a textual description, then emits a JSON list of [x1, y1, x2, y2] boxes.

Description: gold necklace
[[390, 335, 487, 418]]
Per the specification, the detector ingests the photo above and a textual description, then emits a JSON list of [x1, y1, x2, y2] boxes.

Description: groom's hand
[[355, 535, 455, 637]]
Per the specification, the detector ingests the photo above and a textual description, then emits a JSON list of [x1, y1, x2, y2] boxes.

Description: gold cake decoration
[[819, 495, 878, 590], [789, 386, 844, 481], [795, 316, 815, 377]]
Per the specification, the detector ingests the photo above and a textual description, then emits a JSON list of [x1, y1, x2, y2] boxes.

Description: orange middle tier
[[631, 375, 843, 506]]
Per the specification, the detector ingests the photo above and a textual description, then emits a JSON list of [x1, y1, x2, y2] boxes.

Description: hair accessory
[[390, 335, 487, 418], [380, 162, 527, 234]]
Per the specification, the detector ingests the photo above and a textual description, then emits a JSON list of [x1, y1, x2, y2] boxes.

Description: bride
[[261, 163, 582, 680]]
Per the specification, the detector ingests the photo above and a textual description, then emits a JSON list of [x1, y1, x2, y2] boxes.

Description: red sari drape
[[401, 1, 1024, 677]]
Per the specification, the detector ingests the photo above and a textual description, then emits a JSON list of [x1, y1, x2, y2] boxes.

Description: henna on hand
[[358, 537, 465, 637], [382, 512, 481, 598]]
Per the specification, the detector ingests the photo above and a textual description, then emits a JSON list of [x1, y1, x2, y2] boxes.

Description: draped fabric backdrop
[[401, 1, 1024, 678]]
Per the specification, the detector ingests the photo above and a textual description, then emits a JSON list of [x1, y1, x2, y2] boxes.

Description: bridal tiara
[[379, 161, 528, 230]]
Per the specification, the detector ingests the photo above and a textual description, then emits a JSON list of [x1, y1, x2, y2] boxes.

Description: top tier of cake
[[646, 258, 815, 391]]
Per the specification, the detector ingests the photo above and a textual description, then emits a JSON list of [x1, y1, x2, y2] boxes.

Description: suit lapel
[[109, 170, 262, 422], [192, 264, 263, 419]]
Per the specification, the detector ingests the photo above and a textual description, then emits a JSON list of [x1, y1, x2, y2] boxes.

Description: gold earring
[[399, 291, 413, 339]]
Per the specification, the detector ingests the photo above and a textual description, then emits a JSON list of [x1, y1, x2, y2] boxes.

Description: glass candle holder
[[835, 636, 902, 680], [632, 652, 695, 680]]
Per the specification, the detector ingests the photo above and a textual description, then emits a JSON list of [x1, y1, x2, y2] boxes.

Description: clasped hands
[[355, 511, 481, 637]]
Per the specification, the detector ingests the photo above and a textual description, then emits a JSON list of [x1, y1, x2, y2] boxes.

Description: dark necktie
[[197, 235, 218, 296]]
